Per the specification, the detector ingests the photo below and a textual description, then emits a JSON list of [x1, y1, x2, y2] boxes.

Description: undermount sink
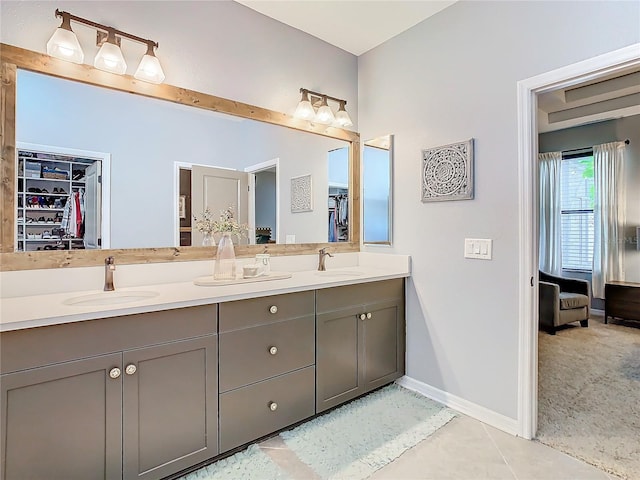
[[63, 290, 159, 307], [315, 270, 364, 277]]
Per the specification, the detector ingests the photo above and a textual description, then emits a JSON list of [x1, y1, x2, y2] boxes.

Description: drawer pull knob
[[109, 367, 121, 379], [359, 313, 366, 321], [269, 305, 278, 314], [269, 346, 278, 355], [269, 401, 278, 411], [366, 312, 372, 319], [125, 364, 137, 375]]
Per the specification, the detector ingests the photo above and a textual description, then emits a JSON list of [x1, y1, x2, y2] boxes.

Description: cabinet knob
[[269, 305, 278, 314], [109, 367, 121, 379], [125, 364, 137, 375], [359, 313, 366, 321], [269, 346, 278, 355], [366, 312, 372, 319], [268, 401, 278, 412]]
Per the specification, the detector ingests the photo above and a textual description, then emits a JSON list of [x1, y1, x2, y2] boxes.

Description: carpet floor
[[537, 314, 640, 479]]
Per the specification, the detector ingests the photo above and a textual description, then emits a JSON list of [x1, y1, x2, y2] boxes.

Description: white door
[[192, 166, 249, 245], [83, 162, 101, 249]]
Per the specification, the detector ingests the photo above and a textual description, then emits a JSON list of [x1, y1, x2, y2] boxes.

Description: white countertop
[[1, 262, 410, 332]]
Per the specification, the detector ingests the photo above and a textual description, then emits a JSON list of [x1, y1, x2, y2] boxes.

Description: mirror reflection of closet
[[16, 143, 109, 252], [363, 134, 393, 245], [328, 146, 350, 242]]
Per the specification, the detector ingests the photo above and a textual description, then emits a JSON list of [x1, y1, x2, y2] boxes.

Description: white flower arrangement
[[194, 206, 248, 237]]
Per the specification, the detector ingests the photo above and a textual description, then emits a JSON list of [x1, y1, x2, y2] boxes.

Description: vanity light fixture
[[46, 9, 166, 84], [294, 88, 353, 128]]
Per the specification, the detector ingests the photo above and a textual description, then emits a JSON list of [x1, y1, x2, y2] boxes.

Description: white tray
[[193, 271, 292, 286]]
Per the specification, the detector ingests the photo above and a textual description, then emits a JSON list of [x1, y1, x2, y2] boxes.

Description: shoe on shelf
[[43, 230, 51, 239], [58, 188, 67, 194]]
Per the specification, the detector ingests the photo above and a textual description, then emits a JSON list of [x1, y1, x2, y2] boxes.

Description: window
[[560, 152, 594, 271]]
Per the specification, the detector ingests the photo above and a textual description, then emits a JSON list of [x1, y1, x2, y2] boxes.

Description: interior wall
[[540, 114, 640, 284], [0, 0, 358, 126], [359, 1, 640, 419]]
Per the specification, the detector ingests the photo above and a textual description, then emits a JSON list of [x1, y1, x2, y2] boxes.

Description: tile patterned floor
[[259, 414, 619, 480]]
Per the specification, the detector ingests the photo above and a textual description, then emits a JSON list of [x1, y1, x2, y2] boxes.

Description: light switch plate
[[464, 238, 493, 260]]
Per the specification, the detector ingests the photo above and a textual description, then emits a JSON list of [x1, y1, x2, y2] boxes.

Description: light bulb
[[315, 97, 335, 125], [46, 14, 84, 64], [134, 44, 165, 84], [334, 102, 353, 128], [294, 90, 316, 120], [94, 32, 127, 75]]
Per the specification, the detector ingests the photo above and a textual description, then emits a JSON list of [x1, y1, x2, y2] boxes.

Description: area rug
[[537, 314, 640, 479], [280, 383, 455, 480], [179, 444, 290, 480]]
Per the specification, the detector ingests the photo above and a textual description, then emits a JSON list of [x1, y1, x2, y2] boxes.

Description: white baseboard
[[396, 376, 520, 436]]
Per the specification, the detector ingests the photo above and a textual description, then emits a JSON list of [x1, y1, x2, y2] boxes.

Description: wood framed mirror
[[0, 44, 361, 271]]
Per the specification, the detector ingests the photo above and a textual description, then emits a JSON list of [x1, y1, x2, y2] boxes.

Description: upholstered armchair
[[539, 271, 591, 334]]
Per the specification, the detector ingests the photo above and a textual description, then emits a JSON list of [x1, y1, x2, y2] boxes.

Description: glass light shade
[[46, 28, 84, 64], [294, 99, 315, 120], [334, 108, 353, 128], [94, 42, 127, 75], [134, 54, 166, 84], [315, 104, 335, 125]]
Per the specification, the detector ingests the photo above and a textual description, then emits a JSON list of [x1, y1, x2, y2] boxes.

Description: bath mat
[[280, 384, 455, 479], [178, 444, 290, 480]]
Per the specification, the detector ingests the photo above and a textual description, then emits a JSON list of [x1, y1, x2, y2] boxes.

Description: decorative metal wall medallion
[[291, 174, 313, 212], [421, 139, 474, 202]]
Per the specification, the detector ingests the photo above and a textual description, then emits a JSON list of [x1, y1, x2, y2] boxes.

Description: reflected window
[[363, 135, 393, 245]]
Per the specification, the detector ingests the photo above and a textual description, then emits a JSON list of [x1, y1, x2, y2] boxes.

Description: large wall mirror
[[0, 45, 360, 271]]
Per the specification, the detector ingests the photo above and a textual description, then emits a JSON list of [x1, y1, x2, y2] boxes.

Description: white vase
[[214, 232, 236, 280]]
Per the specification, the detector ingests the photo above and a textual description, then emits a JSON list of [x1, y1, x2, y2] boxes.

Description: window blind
[[560, 154, 594, 271]]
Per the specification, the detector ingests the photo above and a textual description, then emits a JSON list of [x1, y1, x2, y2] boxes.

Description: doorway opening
[[245, 158, 280, 245], [517, 43, 640, 440]]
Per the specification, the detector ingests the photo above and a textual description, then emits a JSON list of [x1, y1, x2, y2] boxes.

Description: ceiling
[[234, 0, 457, 56], [234, 1, 638, 133], [538, 67, 640, 133]]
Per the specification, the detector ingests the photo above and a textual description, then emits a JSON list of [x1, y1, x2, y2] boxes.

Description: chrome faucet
[[104, 256, 115, 291], [318, 248, 333, 271]]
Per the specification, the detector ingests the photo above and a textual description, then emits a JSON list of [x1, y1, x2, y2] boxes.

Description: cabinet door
[[1, 353, 123, 480], [316, 305, 364, 413], [122, 336, 217, 480], [362, 299, 405, 392]]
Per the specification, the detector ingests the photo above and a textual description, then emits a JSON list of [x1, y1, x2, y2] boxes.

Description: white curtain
[[539, 151, 563, 275], [592, 141, 626, 299]]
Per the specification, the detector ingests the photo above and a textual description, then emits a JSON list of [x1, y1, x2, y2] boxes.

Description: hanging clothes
[[61, 190, 85, 238]]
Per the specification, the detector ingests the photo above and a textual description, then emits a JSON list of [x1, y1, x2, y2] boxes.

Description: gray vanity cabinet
[[1, 353, 123, 480], [217, 291, 315, 453], [0, 305, 218, 480], [122, 336, 217, 480], [316, 279, 405, 413]]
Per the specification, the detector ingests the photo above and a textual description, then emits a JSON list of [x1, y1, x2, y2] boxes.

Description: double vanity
[[0, 253, 409, 480]]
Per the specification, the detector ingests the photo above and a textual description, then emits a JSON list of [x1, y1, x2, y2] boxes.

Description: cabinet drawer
[[219, 291, 314, 332], [0, 305, 217, 374], [219, 366, 315, 452], [219, 316, 315, 392], [316, 279, 404, 313]]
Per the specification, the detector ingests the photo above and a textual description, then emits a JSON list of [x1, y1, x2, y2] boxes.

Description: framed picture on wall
[[291, 174, 313, 213], [179, 195, 187, 219], [421, 138, 474, 202]]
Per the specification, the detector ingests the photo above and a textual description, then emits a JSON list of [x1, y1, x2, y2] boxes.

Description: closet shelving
[[16, 149, 92, 252]]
